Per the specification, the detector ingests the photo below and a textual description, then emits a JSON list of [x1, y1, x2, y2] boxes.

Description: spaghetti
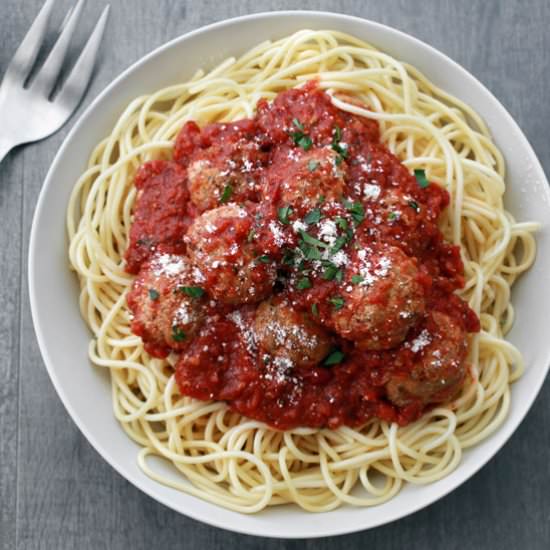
[[67, 30, 538, 512]]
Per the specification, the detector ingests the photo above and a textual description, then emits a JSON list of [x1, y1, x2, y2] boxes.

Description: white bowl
[[29, 11, 550, 538]]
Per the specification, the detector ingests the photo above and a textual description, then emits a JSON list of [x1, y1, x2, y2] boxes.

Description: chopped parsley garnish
[[408, 200, 419, 212], [296, 277, 312, 290], [302, 243, 322, 261], [414, 168, 430, 188], [318, 195, 325, 204], [179, 286, 204, 298], [292, 118, 305, 131], [311, 303, 319, 317], [324, 349, 345, 366], [322, 263, 342, 281], [296, 260, 310, 273], [148, 288, 160, 300], [290, 118, 313, 151], [308, 159, 320, 172], [329, 295, 345, 310], [278, 205, 293, 225], [335, 216, 348, 230], [291, 120, 313, 150], [330, 234, 348, 255], [171, 326, 186, 342], [220, 184, 233, 203], [304, 208, 322, 225], [351, 274, 364, 284], [343, 199, 365, 226], [281, 248, 295, 265], [257, 255, 271, 263], [300, 230, 329, 249], [388, 211, 398, 221], [294, 134, 313, 150], [331, 125, 349, 163]]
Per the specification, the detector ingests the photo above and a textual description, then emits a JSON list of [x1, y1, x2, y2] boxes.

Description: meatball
[[176, 118, 265, 212], [385, 311, 469, 406], [187, 158, 253, 212], [254, 297, 333, 367], [263, 148, 345, 214], [185, 204, 275, 305], [367, 188, 425, 253], [329, 245, 425, 350], [127, 253, 206, 358]]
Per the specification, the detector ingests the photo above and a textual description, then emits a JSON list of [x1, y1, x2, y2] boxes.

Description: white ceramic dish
[[29, 11, 550, 539]]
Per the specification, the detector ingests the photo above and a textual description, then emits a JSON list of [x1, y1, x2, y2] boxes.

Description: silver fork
[[0, 0, 110, 163]]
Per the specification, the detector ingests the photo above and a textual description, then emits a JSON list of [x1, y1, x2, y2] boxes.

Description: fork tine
[[55, 5, 110, 111], [58, 3, 75, 33], [30, 0, 86, 98], [2, 0, 57, 85]]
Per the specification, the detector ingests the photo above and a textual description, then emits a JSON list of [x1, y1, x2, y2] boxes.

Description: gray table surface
[[1, 1, 549, 548]]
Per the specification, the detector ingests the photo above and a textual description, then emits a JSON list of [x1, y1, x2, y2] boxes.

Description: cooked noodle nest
[[67, 29, 538, 512]]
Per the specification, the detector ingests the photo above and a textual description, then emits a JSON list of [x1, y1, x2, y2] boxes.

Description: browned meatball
[[187, 156, 256, 212], [127, 253, 206, 358], [329, 245, 425, 350], [361, 187, 436, 257], [254, 297, 333, 367], [385, 311, 469, 406], [185, 204, 275, 305], [263, 148, 345, 214]]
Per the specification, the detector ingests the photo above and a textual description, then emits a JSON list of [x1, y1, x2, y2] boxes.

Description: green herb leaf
[[318, 195, 325, 204], [308, 159, 320, 172], [335, 216, 348, 230], [408, 200, 419, 212], [148, 288, 160, 300], [303, 244, 321, 261], [296, 277, 312, 290], [330, 235, 349, 255], [278, 205, 293, 225], [300, 230, 329, 249], [344, 200, 365, 225], [311, 303, 319, 317], [335, 268, 344, 282], [414, 169, 429, 188], [388, 211, 398, 221], [295, 134, 313, 151], [292, 118, 304, 131], [257, 255, 271, 264], [220, 184, 233, 203], [331, 125, 349, 162], [329, 295, 345, 310], [304, 208, 322, 225], [296, 260, 310, 273], [351, 274, 364, 284], [172, 325, 186, 342], [281, 248, 295, 265], [324, 349, 345, 366], [322, 263, 339, 281], [179, 286, 205, 298]]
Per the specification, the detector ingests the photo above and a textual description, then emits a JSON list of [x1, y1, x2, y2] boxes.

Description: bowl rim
[[28, 9, 550, 539]]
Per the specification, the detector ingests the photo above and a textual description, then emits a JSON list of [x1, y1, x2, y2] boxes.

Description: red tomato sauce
[[125, 81, 480, 430]]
